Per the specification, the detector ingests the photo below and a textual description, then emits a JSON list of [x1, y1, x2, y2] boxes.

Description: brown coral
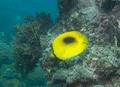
[[13, 12, 52, 76]]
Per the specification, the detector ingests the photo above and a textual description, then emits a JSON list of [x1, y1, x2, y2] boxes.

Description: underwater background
[[0, 0, 59, 43], [0, 0, 59, 87], [0, 0, 120, 87]]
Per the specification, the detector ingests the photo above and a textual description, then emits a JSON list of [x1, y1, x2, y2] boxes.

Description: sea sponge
[[52, 31, 88, 60]]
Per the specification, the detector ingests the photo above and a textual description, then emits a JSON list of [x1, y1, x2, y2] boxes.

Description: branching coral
[[13, 12, 52, 75], [24, 12, 52, 35], [13, 24, 42, 75]]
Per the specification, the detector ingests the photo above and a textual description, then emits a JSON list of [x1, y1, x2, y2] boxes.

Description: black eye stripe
[[63, 37, 76, 44]]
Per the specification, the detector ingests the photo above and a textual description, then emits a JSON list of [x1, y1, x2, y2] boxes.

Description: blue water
[[0, 0, 59, 42], [0, 0, 60, 86]]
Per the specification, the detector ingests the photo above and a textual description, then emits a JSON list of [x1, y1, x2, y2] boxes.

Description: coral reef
[[13, 12, 52, 75], [95, 0, 119, 13], [38, 0, 120, 87], [12, 0, 120, 87], [24, 12, 52, 35], [93, 14, 120, 46]]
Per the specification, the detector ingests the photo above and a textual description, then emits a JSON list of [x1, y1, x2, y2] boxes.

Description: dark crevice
[[58, 0, 76, 15], [96, 0, 117, 13]]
